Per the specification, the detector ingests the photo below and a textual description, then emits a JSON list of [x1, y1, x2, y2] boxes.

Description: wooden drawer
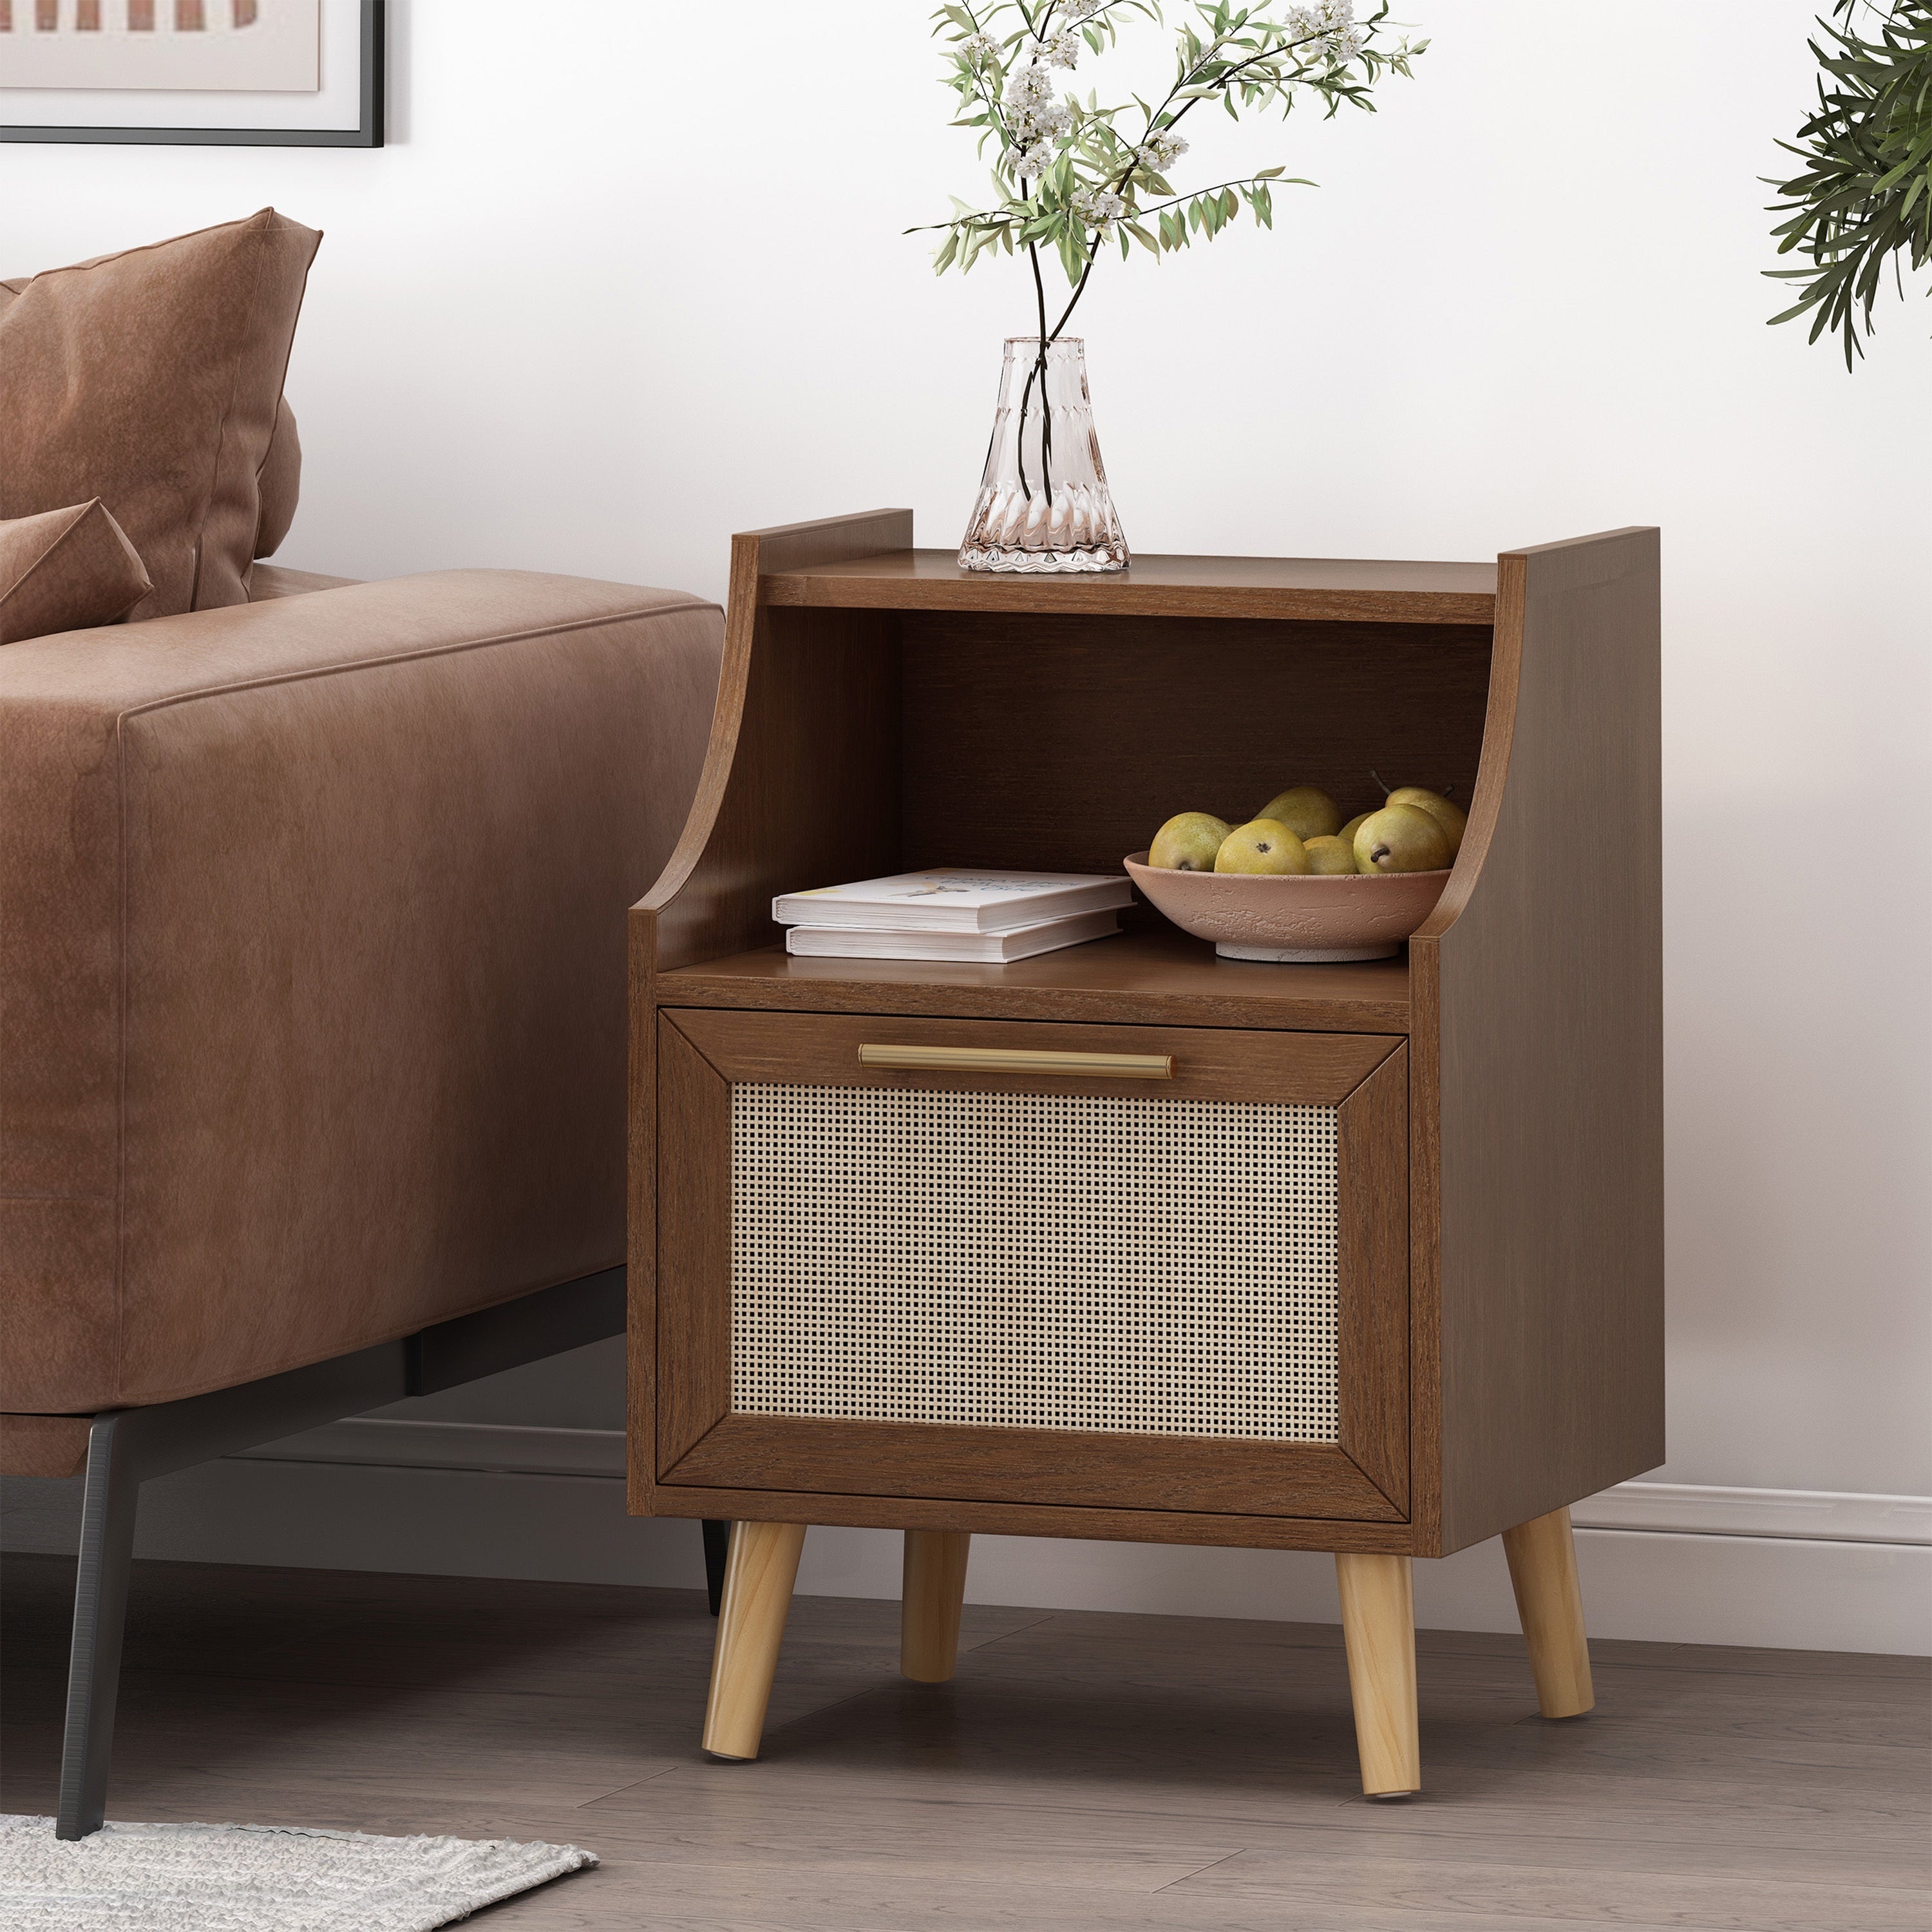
[[649, 1009, 1409, 1531]]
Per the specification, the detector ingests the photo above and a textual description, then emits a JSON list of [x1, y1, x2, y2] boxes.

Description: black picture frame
[[0, 0, 383, 148]]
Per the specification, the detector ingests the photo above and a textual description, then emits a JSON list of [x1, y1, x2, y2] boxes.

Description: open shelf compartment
[[643, 517, 1501, 1029]]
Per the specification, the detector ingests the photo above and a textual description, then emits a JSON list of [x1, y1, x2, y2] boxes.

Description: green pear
[[1150, 811, 1231, 872], [1354, 804, 1451, 874], [1215, 818, 1310, 875], [1338, 811, 1372, 849], [1256, 786, 1342, 841], [1385, 785, 1467, 858], [1302, 835, 1358, 876]]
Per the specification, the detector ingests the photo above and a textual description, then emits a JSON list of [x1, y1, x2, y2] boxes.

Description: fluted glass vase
[[959, 336, 1128, 573]]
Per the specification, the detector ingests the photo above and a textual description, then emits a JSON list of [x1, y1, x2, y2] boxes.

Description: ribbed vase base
[[958, 544, 1130, 574]]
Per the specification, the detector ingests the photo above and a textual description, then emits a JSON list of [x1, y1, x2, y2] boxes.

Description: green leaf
[[1765, 0, 1932, 366]]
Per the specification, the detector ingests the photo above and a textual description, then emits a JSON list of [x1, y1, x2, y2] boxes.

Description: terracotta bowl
[[1124, 853, 1450, 963]]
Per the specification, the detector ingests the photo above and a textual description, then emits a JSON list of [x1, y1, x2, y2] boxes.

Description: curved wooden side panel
[[629, 510, 911, 1511], [1410, 528, 1663, 1553], [635, 508, 914, 978]]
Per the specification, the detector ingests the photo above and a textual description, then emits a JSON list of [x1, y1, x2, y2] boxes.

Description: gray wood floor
[[2, 1552, 1926, 1929]]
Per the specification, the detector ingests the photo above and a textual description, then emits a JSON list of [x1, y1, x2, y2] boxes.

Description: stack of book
[[774, 868, 1133, 963]]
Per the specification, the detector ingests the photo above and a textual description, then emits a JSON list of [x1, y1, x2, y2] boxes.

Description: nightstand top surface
[[759, 548, 1497, 625], [657, 929, 1410, 1036]]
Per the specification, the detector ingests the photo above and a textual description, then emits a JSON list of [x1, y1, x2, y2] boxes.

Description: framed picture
[[0, 0, 383, 147]]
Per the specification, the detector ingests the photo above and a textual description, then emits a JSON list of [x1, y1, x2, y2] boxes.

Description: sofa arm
[[0, 570, 722, 1412]]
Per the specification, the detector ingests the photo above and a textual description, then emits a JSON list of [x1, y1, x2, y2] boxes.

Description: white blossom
[[1037, 30, 1080, 69], [1003, 62, 1074, 147], [1064, 0, 1102, 18], [1287, 0, 1364, 64], [1005, 63, 1058, 110], [1005, 140, 1058, 179], [1072, 187, 1126, 230], [1135, 129, 1189, 172], [956, 32, 998, 70]]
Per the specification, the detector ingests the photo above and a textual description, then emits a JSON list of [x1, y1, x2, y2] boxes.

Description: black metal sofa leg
[[56, 1414, 140, 1840], [45, 1265, 630, 1839]]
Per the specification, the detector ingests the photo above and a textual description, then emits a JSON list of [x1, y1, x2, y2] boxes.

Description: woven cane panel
[[730, 1085, 1338, 1443]]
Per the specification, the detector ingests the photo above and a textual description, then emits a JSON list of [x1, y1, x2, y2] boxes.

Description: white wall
[[5, 1, 1927, 1629]]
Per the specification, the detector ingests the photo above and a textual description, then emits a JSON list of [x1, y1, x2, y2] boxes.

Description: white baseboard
[[4, 1417, 1926, 1656]]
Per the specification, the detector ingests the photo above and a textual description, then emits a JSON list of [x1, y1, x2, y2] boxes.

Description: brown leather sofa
[[0, 560, 723, 1838], [2, 208, 726, 1837], [0, 556, 725, 1835]]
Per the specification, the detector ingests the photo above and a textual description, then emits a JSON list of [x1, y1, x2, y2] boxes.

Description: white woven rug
[[0, 1814, 596, 1930]]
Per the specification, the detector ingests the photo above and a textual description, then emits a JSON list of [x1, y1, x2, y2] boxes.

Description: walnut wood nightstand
[[628, 511, 1662, 1797]]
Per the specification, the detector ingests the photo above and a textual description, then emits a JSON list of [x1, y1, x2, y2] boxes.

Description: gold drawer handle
[[858, 1044, 1174, 1080]]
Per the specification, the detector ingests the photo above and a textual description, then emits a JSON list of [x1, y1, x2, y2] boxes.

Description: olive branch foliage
[[1767, 0, 1932, 366], [912, 1, 1424, 349]]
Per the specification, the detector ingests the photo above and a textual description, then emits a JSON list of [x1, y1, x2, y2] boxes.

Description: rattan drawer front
[[730, 1082, 1338, 1444]]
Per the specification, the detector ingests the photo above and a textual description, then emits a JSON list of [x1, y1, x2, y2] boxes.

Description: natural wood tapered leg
[[702, 1520, 806, 1760], [1502, 1505, 1595, 1718], [1335, 1552, 1420, 1797], [901, 1530, 972, 1682]]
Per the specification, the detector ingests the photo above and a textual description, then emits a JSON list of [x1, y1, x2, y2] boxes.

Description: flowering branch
[[917, 0, 1426, 339]]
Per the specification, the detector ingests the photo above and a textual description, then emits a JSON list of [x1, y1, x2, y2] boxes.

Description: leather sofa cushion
[[0, 271, 303, 567], [0, 500, 153, 645], [0, 209, 319, 619], [0, 570, 722, 1414]]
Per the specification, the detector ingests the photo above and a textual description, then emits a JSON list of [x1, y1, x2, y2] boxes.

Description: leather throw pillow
[[0, 209, 320, 620], [0, 499, 153, 646]]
